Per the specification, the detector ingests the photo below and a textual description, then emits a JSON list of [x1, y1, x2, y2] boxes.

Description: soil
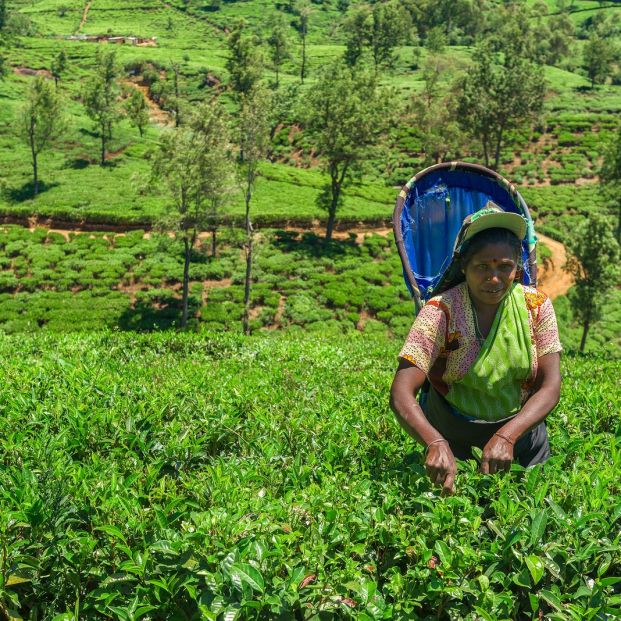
[[77, 0, 93, 33], [14, 67, 53, 78], [536, 234, 574, 299], [121, 79, 173, 126]]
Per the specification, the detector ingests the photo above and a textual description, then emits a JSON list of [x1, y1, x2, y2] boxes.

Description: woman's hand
[[481, 433, 514, 474], [425, 441, 457, 495]]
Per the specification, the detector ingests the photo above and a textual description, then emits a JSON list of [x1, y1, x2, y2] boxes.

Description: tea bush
[[0, 331, 618, 619]]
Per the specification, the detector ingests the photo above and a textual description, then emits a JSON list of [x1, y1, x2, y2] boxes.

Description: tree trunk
[[493, 126, 505, 171], [181, 237, 191, 328], [242, 185, 253, 335], [275, 61, 280, 88], [482, 137, 489, 169], [100, 126, 106, 166], [30, 133, 39, 197], [579, 310, 591, 353], [326, 176, 340, 241], [211, 227, 217, 258], [301, 34, 306, 84]]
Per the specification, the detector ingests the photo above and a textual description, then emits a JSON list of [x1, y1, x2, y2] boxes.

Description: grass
[[0, 330, 619, 619]]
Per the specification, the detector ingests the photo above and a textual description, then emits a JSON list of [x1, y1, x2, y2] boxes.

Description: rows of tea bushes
[[1, 224, 619, 357], [0, 225, 411, 336], [0, 331, 619, 619]]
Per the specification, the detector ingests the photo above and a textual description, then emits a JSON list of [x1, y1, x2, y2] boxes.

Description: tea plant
[[0, 331, 618, 619]]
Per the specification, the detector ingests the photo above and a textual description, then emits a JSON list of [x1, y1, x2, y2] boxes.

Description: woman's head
[[459, 228, 522, 307]]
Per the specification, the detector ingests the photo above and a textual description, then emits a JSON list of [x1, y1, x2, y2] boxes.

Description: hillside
[[0, 0, 620, 355]]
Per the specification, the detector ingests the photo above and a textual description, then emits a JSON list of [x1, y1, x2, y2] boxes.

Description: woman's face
[[462, 242, 518, 307]]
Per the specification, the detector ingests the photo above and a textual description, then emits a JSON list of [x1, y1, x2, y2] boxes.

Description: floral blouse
[[398, 282, 562, 403]]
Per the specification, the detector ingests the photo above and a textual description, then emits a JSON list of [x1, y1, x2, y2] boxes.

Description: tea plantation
[[0, 331, 619, 619], [1, 0, 621, 619]]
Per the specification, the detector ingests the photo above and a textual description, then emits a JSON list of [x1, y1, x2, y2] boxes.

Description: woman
[[390, 204, 562, 495]]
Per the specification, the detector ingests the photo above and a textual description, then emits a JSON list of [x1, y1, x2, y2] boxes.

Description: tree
[[168, 62, 183, 127], [0, 0, 7, 31], [583, 33, 616, 89], [343, 4, 371, 67], [226, 20, 263, 98], [125, 88, 149, 137], [152, 100, 233, 327], [51, 49, 67, 88], [237, 85, 271, 335], [294, 0, 311, 83], [564, 215, 621, 353], [343, 1, 411, 72], [600, 123, 621, 243], [83, 47, 120, 166], [19, 77, 65, 197], [267, 13, 290, 88], [412, 56, 464, 165], [305, 60, 391, 241], [368, 1, 411, 72], [456, 41, 545, 170]]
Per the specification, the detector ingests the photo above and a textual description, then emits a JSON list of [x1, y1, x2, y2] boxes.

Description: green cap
[[461, 201, 527, 243]]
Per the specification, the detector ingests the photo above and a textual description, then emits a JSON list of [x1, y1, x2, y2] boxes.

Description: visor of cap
[[462, 210, 527, 243]]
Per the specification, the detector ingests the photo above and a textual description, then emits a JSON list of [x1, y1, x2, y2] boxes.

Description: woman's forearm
[[498, 380, 560, 444], [390, 387, 446, 447]]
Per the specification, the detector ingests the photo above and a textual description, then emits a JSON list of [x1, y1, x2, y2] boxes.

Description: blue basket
[[392, 162, 537, 312]]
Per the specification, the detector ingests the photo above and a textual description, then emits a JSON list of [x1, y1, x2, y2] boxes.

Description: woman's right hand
[[425, 441, 457, 495]]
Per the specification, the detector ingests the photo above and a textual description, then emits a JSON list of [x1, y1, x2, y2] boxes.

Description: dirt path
[[77, 0, 93, 34], [7, 222, 573, 300], [122, 79, 173, 126], [537, 234, 573, 299]]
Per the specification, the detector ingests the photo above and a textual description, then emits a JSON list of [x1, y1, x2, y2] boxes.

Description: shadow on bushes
[[118, 297, 197, 332], [272, 230, 357, 258], [5, 181, 60, 203], [65, 158, 91, 170]]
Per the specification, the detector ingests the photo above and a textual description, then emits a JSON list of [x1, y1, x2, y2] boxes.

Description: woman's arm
[[390, 360, 457, 494], [481, 352, 561, 474]]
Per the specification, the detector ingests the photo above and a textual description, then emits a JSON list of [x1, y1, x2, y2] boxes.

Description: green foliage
[[583, 32, 617, 88], [19, 76, 65, 197], [600, 122, 621, 242], [124, 88, 149, 137], [304, 60, 392, 239], [50, 49, 67, 87], [266, 12, 291, 87], [0, 331, 619, 618], [152, 99, 233, 325], [457, 39, 546, 170], [564, 214, 621, 352], [83, 47, 121, 166], [226, 20, 263, 98]]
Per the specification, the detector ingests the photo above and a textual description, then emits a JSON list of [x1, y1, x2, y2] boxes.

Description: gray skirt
[[420, 386, 550, 467]]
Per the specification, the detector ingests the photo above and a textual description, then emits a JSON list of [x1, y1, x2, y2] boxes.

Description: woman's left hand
[[481, 433, 514, 474]]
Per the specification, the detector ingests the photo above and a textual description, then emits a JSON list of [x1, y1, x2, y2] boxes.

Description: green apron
[[445, 283, 532, 422]]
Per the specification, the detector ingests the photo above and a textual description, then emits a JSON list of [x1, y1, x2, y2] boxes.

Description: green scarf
[[446, 283, 532, 422]]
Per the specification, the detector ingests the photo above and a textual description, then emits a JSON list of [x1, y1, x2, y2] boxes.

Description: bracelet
[[494, 431, 515, 446], [425, 438, 448, 452]]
